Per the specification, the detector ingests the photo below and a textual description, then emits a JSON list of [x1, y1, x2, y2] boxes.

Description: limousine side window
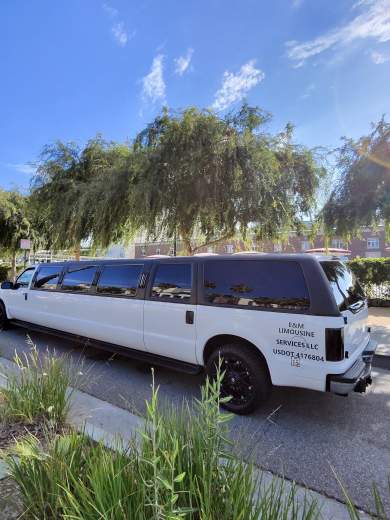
[[151, 263, 192, 301], [34, 265, 62, 290], [97, 264, 143, 297], [61, 266, 97, 293], [203, 260, 310, 310], [16, 267, 35, 288]]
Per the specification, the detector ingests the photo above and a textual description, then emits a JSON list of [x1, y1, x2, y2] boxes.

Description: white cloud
[[174, 48, 194, 76], [292, 0, 304, 8], [102, 3, 118, 18], [142, 54, 166, 104], [286, 0, 390, 66], [6, 163, 35, 175], [112, 22, 128, 46], [102, 3, 132, 47], [300, 82, 315, 99], [371, 50, 389, 63], [212, 60, 265, 111]]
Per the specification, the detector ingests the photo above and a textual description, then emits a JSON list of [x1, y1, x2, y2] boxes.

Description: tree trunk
[[74, 244, 81, 261], [11, 251, 17, 282], [182, 235, 193, 256]]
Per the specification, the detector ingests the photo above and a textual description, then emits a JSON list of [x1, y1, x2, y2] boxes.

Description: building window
[[225, 244, 234, 254], [331, 239, 344, 249], [169, 247, 175, 256], [273, 243, 282, 253], [141, 247, 146, 257], [301, 240, 310, 251], [207, 246, 214, 254], [367, 238, 379, 249]]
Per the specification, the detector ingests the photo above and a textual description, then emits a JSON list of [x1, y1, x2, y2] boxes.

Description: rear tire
[[0, 302, 9, 331], [205, 343, 271, 415]]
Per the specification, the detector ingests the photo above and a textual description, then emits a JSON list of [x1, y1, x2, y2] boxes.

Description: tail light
[[325, 328, 344, 361]]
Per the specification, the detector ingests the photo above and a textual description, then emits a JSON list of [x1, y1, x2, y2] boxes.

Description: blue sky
[[1, 0, 389, 190]]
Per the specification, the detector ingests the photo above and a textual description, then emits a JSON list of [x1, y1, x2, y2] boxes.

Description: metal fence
[[363, 283, 390, 306]]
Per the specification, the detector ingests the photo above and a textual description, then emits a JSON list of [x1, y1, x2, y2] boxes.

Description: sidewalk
[[0, 356, 371, 520], [368, 307, 390, 357]]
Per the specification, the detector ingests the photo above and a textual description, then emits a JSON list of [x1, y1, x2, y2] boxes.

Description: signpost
[[20, 239, 31, 268]]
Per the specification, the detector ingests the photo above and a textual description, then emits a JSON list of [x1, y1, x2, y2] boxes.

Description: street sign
[[20, 239, 31, 250]]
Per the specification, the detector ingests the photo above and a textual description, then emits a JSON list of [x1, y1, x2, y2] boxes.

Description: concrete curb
[[0, 356, 370, 520]]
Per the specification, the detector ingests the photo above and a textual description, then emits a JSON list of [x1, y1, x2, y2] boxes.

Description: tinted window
[[203, 260, 310, 310], [61, 266, 97, 293], [16, 268, 35, 288], [34, 265, 62, 290], [321, 261, 365, 311], [97, 264, 143, 297], [151, 264, 192, 301]]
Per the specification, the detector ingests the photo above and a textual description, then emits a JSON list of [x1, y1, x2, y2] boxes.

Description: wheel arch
[[202, 334, 270, 374], [0, 298, 9, 320]]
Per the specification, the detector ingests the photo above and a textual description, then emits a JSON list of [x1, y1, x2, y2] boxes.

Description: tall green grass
[[0, 340, 73, 426], [5, 369, 321, 520]]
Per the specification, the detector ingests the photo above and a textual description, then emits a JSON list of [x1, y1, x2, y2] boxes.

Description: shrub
[[348, 258, 390, 286], [348, 258, 390, 305], [0, 341, 73, 426], [5, 370, 320, 520], [0, 265, 10, 282]]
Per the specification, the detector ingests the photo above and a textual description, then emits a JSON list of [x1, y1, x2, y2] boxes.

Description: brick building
[[133, 224, 389, 259]]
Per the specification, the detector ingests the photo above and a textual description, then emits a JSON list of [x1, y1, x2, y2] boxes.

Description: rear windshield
[[320, 261, 365, 312]]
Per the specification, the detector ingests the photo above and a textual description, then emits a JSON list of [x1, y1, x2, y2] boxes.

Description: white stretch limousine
[[0, 254, 376, 414]]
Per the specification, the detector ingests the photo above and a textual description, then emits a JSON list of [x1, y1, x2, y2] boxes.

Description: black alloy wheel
[[206, 343, 271, 415]]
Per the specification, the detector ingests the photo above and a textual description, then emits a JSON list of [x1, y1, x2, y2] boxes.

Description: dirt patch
[[0, 420, 50, 450], [0, 477, 24, 519]]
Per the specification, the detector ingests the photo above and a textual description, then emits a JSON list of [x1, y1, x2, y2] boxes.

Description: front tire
[[206, 343, 271, 415], [0, 302, 9, 331]]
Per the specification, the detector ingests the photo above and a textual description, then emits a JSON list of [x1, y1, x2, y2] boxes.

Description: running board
[[10, 320, 203, 375]]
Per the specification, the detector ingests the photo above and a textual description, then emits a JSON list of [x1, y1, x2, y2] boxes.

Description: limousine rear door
[[52, 263, 147, 351], [143, 262, 198, 364]]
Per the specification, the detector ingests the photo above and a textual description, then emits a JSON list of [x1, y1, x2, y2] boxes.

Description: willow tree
[[30, 136, 130, 257], [0, 190, 31, 280], [323, 118, 390, 240], [131, 104, 326, 254]]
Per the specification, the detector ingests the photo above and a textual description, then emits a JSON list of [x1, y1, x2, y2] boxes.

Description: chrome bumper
[[328, 339, 377, 396]]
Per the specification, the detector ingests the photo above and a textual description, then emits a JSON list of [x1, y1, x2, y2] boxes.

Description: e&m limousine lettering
[[278, 327, 315, 337]]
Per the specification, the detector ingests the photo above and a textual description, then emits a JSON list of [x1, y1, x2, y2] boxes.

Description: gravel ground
[[0, 322, 389, 516]]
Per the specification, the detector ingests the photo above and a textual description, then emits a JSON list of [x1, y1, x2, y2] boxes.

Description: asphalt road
[[0, 325, 389, 516]]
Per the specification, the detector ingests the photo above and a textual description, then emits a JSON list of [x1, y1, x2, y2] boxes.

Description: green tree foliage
[[323, 118, 390, 240], [30, 136, 131, 256], [0, 190, 31, 280], [131, 104, 326, 254], [30, 105, 326, 256], [348, 257, 389, 286]]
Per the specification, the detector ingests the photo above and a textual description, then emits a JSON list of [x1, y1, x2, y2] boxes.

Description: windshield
[[320, 261, 365, 312]]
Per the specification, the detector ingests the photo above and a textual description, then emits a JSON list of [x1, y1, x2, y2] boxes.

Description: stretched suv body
[[0, 254, 376, 414]]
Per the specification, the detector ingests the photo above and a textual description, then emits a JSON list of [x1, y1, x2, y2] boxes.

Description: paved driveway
[[0, 317, 389, 516], [368, 307, 390, 356]]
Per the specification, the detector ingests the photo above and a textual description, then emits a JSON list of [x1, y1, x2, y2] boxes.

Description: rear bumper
[[327, 339, 377, 396]]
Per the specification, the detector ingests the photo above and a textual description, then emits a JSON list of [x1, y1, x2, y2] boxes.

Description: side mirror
[[1, 281, 14, 290]]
